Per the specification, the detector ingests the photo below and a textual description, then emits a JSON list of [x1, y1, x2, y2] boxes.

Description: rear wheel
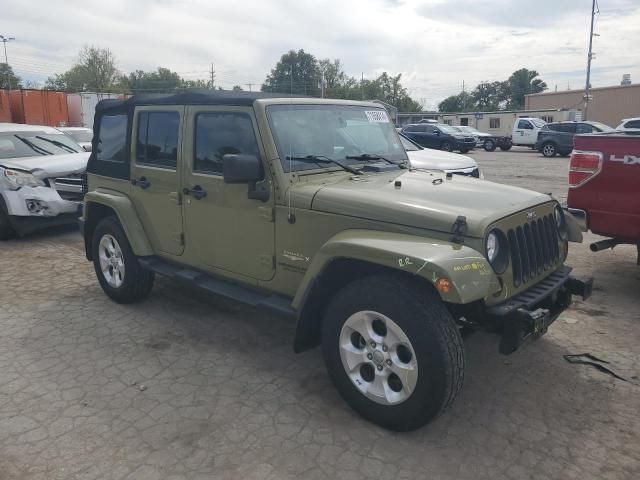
[[542, 142, 557, 157], [499, 144, 512, 151], [440, 141, 453, 152], [321, 275, 465, 431], [460, 148, 470, 154], [92, 216, 154, 303], [483, 139, 496, 151]]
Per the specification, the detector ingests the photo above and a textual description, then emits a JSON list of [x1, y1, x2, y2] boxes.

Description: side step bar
[[138, 257, 296, 318]]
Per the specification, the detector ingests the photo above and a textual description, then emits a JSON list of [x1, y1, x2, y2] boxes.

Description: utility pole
[[209, 63, 215, 89], [584, 0, 597, 120], [462, 80, 465, 111], [0, 35, 16, 91], [245, 83, 254, 92], [320, 69, 326, 99], [361, 72, 364, 100]]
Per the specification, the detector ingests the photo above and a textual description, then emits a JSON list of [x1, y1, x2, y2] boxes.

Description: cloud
[[2, 0, 640, 109]]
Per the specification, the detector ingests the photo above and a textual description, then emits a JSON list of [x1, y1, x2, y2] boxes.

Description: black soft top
[[96, 90, 304, 112]]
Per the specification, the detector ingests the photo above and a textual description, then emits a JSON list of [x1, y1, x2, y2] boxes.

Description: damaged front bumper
[[485, 266, 593, 354]]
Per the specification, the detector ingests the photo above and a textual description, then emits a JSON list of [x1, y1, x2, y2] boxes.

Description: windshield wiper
[[14, 135, 53, 155], [285, 155, 362, 175], [345, 153, 407, 169], [35, 136, 79, 154]]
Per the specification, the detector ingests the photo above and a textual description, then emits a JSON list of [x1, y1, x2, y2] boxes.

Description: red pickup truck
[[567, 133, 640, 263]]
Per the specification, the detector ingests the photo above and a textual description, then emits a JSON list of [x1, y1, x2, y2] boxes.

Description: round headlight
[[485, 229, 508, 274], [554, 205, 568, 240]]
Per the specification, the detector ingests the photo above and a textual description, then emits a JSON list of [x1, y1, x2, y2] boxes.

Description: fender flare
[[83, 190, 153, 258], [292, 230, 501, 352]]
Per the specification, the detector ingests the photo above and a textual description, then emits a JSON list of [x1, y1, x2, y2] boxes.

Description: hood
[[0, 152, 90, 178], [407, 148, 477, 171], [305, 170, 551, 237]]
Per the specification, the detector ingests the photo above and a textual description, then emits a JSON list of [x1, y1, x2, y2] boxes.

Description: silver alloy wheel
[[98, 234, 125, 288], [543, 144, 556, 157], [339, 310, 418, 405]]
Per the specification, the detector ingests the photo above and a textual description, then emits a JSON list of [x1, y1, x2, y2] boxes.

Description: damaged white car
[[0, 123, 89, 239]]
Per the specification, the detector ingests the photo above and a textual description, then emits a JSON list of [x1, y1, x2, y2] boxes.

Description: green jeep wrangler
[[81, 91, 592, 431]]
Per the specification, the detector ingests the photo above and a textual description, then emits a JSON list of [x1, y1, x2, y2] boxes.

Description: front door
[[129, 106, 185, 256], [182, 106, 275, 281], [514, 119, 536, 145]]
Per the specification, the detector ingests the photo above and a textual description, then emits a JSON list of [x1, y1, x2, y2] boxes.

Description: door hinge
[[169, 191, 182, 206], [260, 255, 275, 269], [173, 233, 185, 246], [258, 206, 275, 222]]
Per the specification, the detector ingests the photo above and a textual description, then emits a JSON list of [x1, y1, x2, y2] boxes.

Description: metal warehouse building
[[525, 83, 640, 128]]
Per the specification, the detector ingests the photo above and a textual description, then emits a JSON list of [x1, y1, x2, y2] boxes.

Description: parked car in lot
[[401, 123, 476, 153], [0, 123, 89, 239], [57, 126, 94, 151], [512, 117, 547, 147], [567, 132, 640, 262], [615, 117, 640, 134], [81, 91, 592, 431], [452, 125, 513, 152], [398, 132, 482, 178], [536, 121, 615, 157]]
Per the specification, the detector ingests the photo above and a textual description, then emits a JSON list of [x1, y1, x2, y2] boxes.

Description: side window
[[548, 124, 561, 132], [136, 111, 180, 169], [194, 112, 260, 175], [424, 125, 434, 133], [490, 118, 500, 129], [403, 125, 418, 133], [576, 123, 593, 134], [97, 114, 128, 162], [517, 120, 533, 130], [625, 120, 640, 129]]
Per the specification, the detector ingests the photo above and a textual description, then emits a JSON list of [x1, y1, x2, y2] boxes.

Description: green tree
[[124, 67, 182, 93], [46, 46, 119, 92], [471, 81, 508, 111], [505, 68, 547, 109], [0, 63, 22, 90], [438, 92, 473, 112], [262, 49, 320, 96], [232, 85, 243, 91]]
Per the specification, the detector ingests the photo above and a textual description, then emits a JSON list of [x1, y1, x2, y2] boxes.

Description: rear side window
[[194, 112, 260, 174], [97, 114, 128, 162], [136, 111, 180, 169], [625, 120, 640, 129], [576, 123, 593, 134]]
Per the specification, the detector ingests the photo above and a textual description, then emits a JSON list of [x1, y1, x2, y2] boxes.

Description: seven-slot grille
[[507, 213, 560, 287]]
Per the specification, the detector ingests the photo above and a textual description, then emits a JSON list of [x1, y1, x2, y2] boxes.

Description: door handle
[[131, 176, 150, 189], [182, 185, 207, 200]]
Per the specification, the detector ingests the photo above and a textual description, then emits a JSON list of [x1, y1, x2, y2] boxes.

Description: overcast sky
[[3, 0, 639, 109]]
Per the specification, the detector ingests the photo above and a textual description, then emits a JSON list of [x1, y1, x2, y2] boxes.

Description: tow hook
[[567, 277, 594, 300]]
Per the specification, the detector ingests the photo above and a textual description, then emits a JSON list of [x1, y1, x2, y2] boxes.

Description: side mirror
[[434, 130, 441, 135], [222, 154, 269, 202], [223, 154, 263, 184]]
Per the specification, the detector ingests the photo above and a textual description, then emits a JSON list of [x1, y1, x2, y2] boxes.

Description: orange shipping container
[[0, 90, 11, 122], [8, 89, 70, 127]]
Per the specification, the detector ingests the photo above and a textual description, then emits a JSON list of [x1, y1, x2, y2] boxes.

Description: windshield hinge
[[451, 216, 467, 244]]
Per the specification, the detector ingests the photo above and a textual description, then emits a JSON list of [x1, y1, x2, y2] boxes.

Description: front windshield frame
[[266, 104, 409, 173], [0, 132, 83, 159]]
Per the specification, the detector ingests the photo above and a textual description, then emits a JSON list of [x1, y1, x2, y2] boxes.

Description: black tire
[[440, 141, 453, 152], [0, 202, 17, 240], [483, 139, 496, 152], [460, 148, 470, 154], [541, 142, 557, 157], [321, 274, 465, 431], [499, 145, 512, 151], [92, 216, 154, 304]]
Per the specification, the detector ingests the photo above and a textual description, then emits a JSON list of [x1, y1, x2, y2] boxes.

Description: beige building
[[525, 83, 640, 128]]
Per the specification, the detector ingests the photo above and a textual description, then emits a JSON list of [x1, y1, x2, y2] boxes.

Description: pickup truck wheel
[[499, 145, 512, 151], [321, 275, 464, 431], [483, 139, 496, 151], [92, 216, 154, 304], [0, 209, 17, 240], [542, 143, 557, 157]]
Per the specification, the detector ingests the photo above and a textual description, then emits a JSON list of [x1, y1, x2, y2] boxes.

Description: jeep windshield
[[267, 105, 408, 172]]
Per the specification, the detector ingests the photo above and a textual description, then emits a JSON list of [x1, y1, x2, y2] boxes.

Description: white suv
[[616, 117, 640, 134], [0, 123, 89, 239]]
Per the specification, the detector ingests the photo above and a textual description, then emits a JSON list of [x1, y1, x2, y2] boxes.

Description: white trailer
[[67, 92, 121, 129]]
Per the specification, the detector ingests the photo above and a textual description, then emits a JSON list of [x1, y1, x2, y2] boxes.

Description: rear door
[[129, 106, 185, 256], [181, 105, 275, 281]]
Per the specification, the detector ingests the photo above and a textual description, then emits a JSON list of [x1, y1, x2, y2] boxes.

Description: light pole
[[584, 1, 597, 120], [0, 35, 16, 91]]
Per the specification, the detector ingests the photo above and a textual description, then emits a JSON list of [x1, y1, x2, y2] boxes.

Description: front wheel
[[499, 144, 512, 151], [321, 275, 465, 431], [483, 139, 496, 151], [460, 148, 470, 154], [440, 141, 453, 152], [542, 142, 557, 157], [92, 216, 155, 304]]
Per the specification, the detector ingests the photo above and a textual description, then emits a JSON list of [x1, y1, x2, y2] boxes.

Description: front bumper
[[455, 140, 476, 151], [485, 266, 593, 354]]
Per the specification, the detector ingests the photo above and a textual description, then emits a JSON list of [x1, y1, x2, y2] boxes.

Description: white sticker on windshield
[[365, 110, 390, 123]]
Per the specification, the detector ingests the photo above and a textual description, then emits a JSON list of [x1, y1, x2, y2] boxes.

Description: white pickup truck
[[511, 117, 546, 147]]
